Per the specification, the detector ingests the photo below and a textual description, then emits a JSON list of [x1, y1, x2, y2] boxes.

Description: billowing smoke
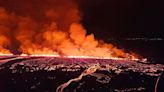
[[0, 0, 137, 59]]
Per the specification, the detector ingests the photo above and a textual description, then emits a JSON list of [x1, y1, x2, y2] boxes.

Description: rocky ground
[[0, 56, 164, 92]]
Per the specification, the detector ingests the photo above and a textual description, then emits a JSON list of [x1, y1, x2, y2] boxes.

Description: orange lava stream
[[0, 53, 141, 61]]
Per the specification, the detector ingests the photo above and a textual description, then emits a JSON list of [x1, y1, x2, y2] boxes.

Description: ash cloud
[[0, 0, 136, 59]]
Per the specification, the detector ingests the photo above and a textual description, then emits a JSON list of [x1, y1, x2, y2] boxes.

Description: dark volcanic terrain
[[0, 56, 164, 92]]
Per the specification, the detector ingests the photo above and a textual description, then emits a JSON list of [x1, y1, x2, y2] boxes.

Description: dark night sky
[[79, 0, 163, 39], [79, 0, 164, 63]]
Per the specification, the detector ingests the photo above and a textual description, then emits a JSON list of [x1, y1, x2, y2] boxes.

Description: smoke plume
[[0, 0, 137, 59]]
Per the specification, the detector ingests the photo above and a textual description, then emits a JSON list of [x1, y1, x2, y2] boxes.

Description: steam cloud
[[0, 0, 135, 58]]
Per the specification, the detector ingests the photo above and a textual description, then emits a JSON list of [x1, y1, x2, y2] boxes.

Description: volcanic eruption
[[0, 0, 141, 61], [0, 0, 164, 92]]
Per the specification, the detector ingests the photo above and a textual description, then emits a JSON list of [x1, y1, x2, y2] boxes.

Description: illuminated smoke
[[0, 8, 11, 54], [0, 0, 140, 59]]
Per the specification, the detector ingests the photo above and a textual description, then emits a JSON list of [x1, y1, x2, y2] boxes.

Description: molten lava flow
[[0, 0, 143, 61], [56, 64, 99, 92]]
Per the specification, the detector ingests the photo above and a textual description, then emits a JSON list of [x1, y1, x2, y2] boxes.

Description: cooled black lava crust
[[0, 56, 164, 92]]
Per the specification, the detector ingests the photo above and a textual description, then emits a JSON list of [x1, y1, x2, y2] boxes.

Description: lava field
[[0, 56, 164, 92]]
